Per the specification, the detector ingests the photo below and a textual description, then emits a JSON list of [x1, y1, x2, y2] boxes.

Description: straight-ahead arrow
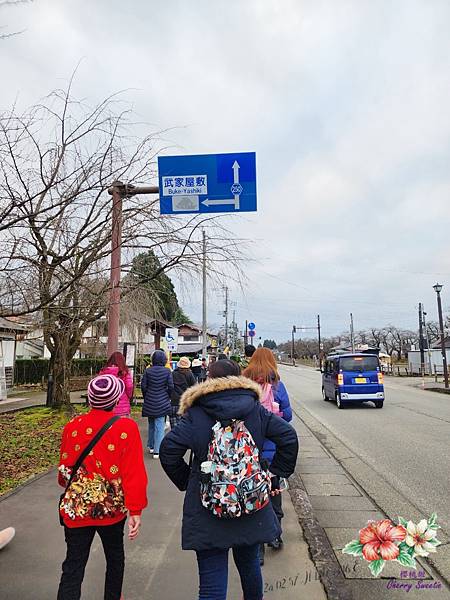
[[232, 160, 240, 184], [202, 162, 242, 209]]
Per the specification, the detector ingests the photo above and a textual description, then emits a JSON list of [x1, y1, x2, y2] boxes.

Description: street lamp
[[433, 283, 449, 389]]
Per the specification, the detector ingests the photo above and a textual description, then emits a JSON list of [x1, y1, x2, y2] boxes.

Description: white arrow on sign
[[202, 198, 236, 207], [232, 160, 240, 184], [201, 161, 242, 210]]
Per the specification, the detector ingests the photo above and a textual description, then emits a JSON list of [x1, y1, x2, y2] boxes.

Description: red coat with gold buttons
[[58, 409, 148, 528]]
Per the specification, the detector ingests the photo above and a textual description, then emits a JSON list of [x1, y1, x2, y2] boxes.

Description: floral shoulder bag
[[58, 415, 120, 526]]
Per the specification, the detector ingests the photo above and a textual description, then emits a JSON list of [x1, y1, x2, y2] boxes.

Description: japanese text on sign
[[162, 175, 208, 196]]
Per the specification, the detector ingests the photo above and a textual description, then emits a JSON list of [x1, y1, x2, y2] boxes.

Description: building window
[[183, 335, 199, 342]]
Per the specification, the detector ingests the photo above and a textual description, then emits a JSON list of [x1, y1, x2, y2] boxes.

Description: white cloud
[[1, 0, 450, 341]]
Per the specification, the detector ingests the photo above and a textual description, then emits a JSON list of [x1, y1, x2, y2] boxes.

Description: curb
[[289, 463, 354, 600], [0, 466, 57, 502], [296, 404, 450, 592]]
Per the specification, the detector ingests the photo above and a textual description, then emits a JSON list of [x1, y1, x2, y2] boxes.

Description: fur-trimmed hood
[[178, 376, 262, 416]]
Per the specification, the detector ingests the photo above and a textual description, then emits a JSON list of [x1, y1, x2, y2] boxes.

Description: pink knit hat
[[88, 374, 125, 410]]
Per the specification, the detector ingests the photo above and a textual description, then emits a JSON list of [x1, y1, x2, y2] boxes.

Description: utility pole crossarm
[[108, 183, 159, 197]]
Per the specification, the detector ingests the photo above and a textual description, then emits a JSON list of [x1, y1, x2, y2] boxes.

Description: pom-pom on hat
[[88, 374, 125, 410]]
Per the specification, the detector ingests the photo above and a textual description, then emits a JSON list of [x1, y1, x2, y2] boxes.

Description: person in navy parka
[[141, 349, 174, 459], [159, 359, 298, 600]]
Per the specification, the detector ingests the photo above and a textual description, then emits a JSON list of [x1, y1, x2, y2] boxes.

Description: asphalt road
[[280, 365, 450, 540]]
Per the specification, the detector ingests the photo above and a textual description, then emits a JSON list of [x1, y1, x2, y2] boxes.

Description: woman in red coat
[[57, 374, 147, 600]]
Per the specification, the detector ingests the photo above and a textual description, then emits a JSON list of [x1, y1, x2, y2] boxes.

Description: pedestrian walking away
[[57, 374, 148, 600], [242, 344, 256, 369], [170, 356, 196, 428], [100, 351, 134, 417], [141, 349, 174, 458], [243, 347, 293, 562], [159, 359, 298, 600], [191, 357, 202, 383], [200, 357, 208, 382]]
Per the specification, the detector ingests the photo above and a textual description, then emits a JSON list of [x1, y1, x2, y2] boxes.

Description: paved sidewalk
[[294, 408, 449, 599], [0, 390, 86, 414], [0, 415, 326, 600]]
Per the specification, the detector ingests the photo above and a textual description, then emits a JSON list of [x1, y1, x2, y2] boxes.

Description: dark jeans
[[196, 544, 263, 600], [57, 519, 125, 600]]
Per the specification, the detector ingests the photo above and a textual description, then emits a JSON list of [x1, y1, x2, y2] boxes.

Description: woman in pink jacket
[[100, 352, 134, 416]]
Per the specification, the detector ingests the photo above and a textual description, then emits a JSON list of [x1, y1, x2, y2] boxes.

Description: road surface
[[280, 365, 450, 544]]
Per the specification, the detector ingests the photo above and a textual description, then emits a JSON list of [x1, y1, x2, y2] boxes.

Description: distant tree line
[[278, 319, 450, 361], [263, 339, 277, 350]]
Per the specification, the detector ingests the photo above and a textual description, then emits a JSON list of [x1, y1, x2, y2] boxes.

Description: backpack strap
[[64, 415, 120, 491]]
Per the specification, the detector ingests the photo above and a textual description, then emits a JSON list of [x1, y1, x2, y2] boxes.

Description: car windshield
[[339, 356, 379, 372]]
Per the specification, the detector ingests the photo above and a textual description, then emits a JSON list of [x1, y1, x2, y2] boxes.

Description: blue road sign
[[158, 152, 257, 215], [248, 322, 256, 330], [248, 330, 256, 337]]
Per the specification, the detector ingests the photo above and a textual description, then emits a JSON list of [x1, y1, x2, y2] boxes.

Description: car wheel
[[336, 393, 346, 409], [375, 401, 384, 409], [322, 387, 328, 401]]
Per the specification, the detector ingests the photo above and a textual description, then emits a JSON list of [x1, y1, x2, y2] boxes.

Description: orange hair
[[243, 347, 279, 384]]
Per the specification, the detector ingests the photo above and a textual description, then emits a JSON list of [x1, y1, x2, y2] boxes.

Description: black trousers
[[271, 476, 284, 528], [57, 519, 125, 600]]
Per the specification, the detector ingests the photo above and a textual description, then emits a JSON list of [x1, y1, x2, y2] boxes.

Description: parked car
[[322, 353, 385, 409]]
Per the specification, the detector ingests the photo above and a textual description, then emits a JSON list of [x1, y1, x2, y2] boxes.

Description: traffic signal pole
[[317, 314, 322, 370], [292, 319, 323, 369], [292, 326, 296, 366]]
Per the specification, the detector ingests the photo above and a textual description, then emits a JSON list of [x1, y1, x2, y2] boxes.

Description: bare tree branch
[[0, 82, 247, 407]]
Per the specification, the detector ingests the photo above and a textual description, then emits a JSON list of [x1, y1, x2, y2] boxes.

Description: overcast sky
[[2, 0, 450, 343]]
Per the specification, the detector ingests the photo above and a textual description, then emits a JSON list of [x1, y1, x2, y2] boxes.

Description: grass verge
[[0, 405, 143, 497], [0, 407, 82, 496]]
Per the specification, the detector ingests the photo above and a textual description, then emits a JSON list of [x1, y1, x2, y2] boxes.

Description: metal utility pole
[[317, 315, 322, 370], [231, 309, 236, 353], [107, 182, 159, 356], [201, 230, 207, 359], [291, 325, 296, 366], [418, 303, 425, 376], [433, 283, 449, 389], [423, 309, 433, 376], [244, 319, 248, 346], [223, 286, 229, 349], [350, 313, 355, 353]]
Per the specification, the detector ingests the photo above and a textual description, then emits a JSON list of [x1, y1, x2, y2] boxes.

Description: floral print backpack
[[200, 419, 271, 519]]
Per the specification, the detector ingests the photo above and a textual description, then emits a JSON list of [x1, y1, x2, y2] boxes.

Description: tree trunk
[[48, 333, 72, 409]]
